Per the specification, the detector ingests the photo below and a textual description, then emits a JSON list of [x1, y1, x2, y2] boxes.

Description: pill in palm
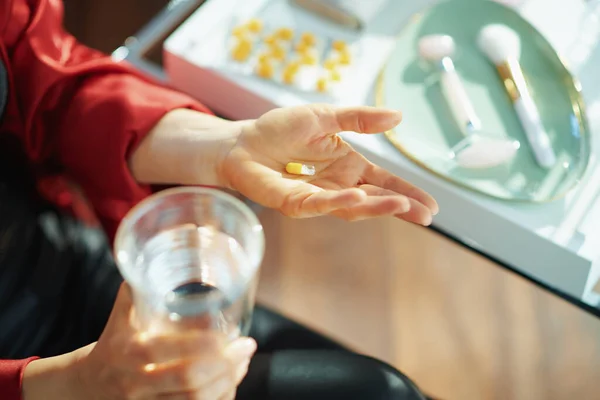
[[285, 162, 316, 176]]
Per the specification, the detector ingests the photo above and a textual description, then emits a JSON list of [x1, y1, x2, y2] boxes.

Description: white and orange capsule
[[285, 162, 316, 176]]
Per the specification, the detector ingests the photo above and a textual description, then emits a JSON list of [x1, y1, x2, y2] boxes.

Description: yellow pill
[[295, 41, 311, 53], [247, 18, 263, 33], [231, 43, 252, 62], [323, 58, 337, 71], [282, 70, 296, 85], [276, 27, 294, 41], [236, 38, 253, 51], [332, 40, 347, 52], [301, 32, 317, 46], [285, 162, 315, 176], [232, 25, 247, 38], [257, 53, 271, 63], [338, 50, 351, 65], [330, 69, 341, 82], [264, 35, 278, 45], [316, 77, 328, 92], [256, 61, 274, 78], [285, 60, 301, 72], [232, 50, 250, 62], [282, 63, 300, 84], [300, 52, 318, 65], [270, 45, 287, 61]]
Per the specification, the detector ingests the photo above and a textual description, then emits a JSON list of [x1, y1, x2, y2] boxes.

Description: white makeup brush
[[419, 34, 519, 169], [477, 24, 556, 169]]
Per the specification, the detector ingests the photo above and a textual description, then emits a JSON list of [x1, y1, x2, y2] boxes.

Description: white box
[[163, 0, 398, 119], [162, 0, 600, 307]]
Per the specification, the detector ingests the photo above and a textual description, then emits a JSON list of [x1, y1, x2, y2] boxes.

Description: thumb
[[104, 282, 136, 331], [305, 104, 402, 135]]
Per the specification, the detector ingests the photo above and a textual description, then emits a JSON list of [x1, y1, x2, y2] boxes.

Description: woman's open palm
[[223, 104, 438, 225]]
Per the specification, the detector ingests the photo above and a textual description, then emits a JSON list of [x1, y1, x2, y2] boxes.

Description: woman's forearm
[[129, 109, 251, 188], [21, 346, 88, 400]]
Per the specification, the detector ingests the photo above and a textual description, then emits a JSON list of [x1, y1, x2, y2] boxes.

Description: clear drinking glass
[[114, 187, 265, 339]]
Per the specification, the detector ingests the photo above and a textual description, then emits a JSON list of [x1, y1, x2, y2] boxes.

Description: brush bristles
[[477, 24, 521, 65], [418, 35, 456, 62]]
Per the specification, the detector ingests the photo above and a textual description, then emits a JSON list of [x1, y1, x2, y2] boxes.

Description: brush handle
[[514, 96, 556, 169], [440, 67, 481, 135]]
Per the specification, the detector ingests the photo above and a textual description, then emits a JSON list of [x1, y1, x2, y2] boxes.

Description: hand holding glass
[[114, 187, 265, 339]]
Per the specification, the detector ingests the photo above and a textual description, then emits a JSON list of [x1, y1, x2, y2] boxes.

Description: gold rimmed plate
[[378, 0, 590, 202]]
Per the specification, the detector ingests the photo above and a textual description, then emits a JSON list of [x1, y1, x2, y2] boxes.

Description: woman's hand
[[131, 104, 438, 225], [23, 285, 256, 400], [222, 105, 438, 225]]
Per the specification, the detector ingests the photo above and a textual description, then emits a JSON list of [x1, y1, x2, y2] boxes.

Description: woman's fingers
[[328, 185, 434, 225], [303, 104, 402, 135], [284, 183, 433, 224], [147, 338, 256, 397], [297, 188, 366, 217], [359, 185, 433, 225], [130, 331, 224, 366], [362, 164, 439, 215], [148, 360, 229, 398], [397, 198, 434, 226], [331, 186, 410, 221], [155, 374, 232, 400]]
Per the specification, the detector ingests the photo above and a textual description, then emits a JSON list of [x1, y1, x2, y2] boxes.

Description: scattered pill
[[282, 62, 300, 84], [338, 50, 351, 65], [231, 39, 252, 62], [269, 44, 287, 61], [282, 70, 296, 84], [284, 61, 301, 73], [300, 51, 318, 65], [301, 32, 317, 46], [256, 61, 274, 78], [330, 69, 341, 81], [286, 162, 316, 176], [247, 18, 263, 33], [275, 27, 294, 41], [232, 25, 247, 38], [258, 52, 271, 63], [264, 35, 277, 45], [316, 77, 328, 92], [332, 40, 347, 52], [295, 41, 311, 53], [323, 58, 338, 71]]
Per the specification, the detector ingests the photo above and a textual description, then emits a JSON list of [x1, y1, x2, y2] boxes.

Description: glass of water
[[114, 187, 265, 339]]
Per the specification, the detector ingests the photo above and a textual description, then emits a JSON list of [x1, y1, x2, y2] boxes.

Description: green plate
[[378, 0, 590, 202]]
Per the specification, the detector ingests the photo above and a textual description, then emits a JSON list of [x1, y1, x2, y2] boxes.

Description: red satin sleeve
[[4, 0, 211, 240], [0, 358, 38, 400]]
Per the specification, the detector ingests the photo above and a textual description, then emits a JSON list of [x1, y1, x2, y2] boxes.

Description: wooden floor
[[61, 1, 600, 399], [256, 210, 600, 400]]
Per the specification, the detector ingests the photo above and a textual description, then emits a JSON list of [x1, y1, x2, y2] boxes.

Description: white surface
[[164, 0, 600, 305]]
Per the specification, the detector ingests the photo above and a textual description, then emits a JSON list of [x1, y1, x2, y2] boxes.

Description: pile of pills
[[228, 18, 354, 94]]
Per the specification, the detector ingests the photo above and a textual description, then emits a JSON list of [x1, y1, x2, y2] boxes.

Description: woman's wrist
[[129, 109, 252, 188], [22, 346, 90, 400]]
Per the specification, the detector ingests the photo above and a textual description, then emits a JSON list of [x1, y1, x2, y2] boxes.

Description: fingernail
[[226, 337, 257, 359], [383, 110, 402, 122], [424, 213, 433, 226]]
